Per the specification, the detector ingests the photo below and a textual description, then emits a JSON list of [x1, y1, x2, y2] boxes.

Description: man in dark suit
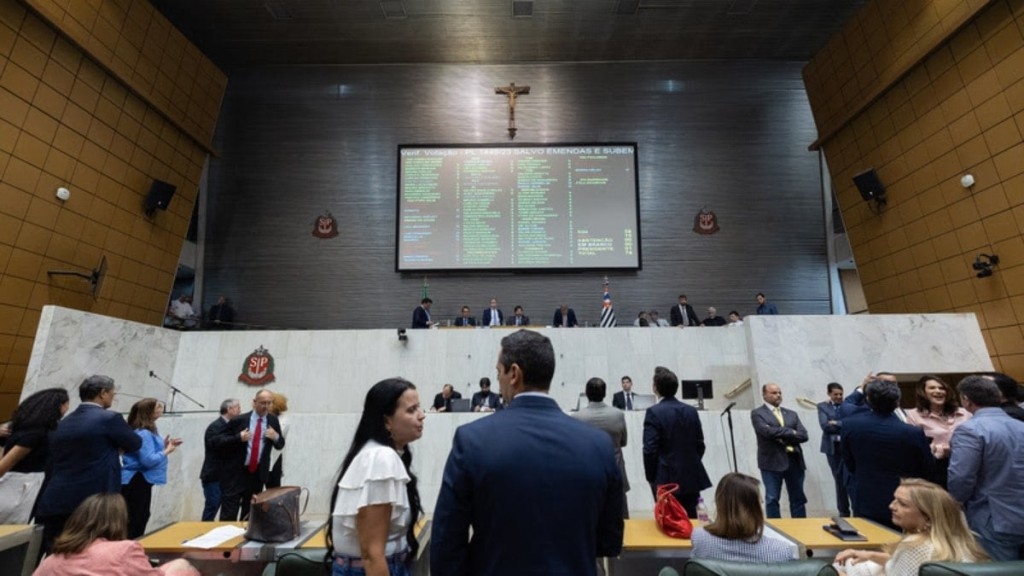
[[453, 305, 477, 327], [431, 330, 623, 576], [841, 378, 933, 529], [505, 305, 529, 326], [412, 297, 434, 328], [669, 294, 699, 327], [573, 377, 630, 518], [481, 298, 504, 327], [206, 295, 235, 329], [642, 366, 712, 517], [34, 375, 142, 552], [751, 383, 809, 518], [218, 389, 285, 521], [552, 304, 578, 327], [612, 375, 634, 410], [471, 377, 501, 412], [200, 398, 241, 521], [817, 383, 850, 517], [431, 383, 462, 412]]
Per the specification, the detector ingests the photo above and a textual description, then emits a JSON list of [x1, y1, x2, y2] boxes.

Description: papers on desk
[[181, 525, 247, 549]]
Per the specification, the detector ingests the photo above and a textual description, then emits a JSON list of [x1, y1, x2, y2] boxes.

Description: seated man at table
[[454, 306, 477, 327], [472, 377, 501, 412], [431, 384, 462, 412]]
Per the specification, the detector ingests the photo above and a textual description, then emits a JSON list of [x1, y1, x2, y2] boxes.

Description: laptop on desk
[[449, 398, 472, 413]]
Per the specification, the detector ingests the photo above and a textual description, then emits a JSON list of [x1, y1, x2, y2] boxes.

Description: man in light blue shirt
[[948, 375, 1024, 561]]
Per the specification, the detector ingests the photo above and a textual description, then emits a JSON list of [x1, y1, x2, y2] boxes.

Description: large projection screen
[[396, 143, 641, 272]]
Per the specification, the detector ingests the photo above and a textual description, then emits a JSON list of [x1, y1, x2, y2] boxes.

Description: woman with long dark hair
[[904, 375, 970, 487], [0, 387, 69, 523], [34, 493, 198, 575], [327, 378, 425, 576], [121, 398, 182, 538]]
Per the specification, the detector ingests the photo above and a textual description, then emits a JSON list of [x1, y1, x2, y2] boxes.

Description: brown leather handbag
[[245, 486, 308, 542]]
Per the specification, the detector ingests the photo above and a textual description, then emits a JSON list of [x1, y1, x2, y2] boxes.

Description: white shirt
[[331, 440, 411, 557]]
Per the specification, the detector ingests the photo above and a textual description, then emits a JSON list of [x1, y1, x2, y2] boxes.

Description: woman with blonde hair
[[33, 493, 198, 575], [691, 472, 796, 562], [121, 398, 182, 538], [836, 478, 987, 576]]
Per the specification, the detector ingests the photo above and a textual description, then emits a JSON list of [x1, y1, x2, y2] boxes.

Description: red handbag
[[654, 483, 694, 539]]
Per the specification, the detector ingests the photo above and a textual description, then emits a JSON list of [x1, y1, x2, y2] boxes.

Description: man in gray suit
[[751, 382, 809, 518], [572, 377, 630, 518]]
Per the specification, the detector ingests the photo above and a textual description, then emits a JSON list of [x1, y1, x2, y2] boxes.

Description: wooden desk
[[0, 524, 42, 576], [766, 517, 901, 558], [621, 518, 697, 552], [139, 521, 248, 560]]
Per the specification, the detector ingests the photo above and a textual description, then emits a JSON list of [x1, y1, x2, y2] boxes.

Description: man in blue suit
[[34, 375, 142, 552], [552, 304, 579, 327], [817, 382, 850, 517], [411, 297, 434, 328], [431, 330, 623, 576], [751, 383, 809, 518], [481, 298, 504, 327], [841, 378, 933, 529], [643, 366, 712, 517]]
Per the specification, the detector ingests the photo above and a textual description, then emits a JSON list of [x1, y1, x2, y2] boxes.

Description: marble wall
[[23, 306, 992, 530]]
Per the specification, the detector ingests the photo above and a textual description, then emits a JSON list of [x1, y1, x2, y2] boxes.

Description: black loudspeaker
[[852, 169, 885, 202], [143, 179, 177, 216]]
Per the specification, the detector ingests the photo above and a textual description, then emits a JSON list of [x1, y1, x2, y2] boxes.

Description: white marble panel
[[23, 307, 996, 528]]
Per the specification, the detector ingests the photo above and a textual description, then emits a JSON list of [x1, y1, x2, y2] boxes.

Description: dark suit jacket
[[222, 411, 285, 483], [481, 308, 503, 326], [505, 315, 530, 326], [201, 415, 235, 483], [431, 394, 623, 576], [751, 404, 809, 472], [838, 388, 869, 419], [612, 390, 627, 410], [453, 316, 477, 327], [412, 305, 431, 329], [817, 401, 844, 455], [552, 308, 578, 327], [35, 403, 142, 518], [700, 315, 726, 327], [642, 397, 711, 495], [669, 303, 699, 326], [432, 391, 462, 411], [206, 304, 234, 328], [471, 391, 501, 411], [841, 411, 934, 527]]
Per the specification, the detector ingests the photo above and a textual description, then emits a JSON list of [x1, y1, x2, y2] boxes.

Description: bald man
[[218, 389, 285, 520]]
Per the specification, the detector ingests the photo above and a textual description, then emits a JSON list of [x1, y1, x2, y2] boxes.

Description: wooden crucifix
[[495, 82, 530, 140]]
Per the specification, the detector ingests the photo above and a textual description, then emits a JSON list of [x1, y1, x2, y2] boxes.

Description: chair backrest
[[683, 558, 838, 576], [918, 561, 1024, 576], [266, 552, 329, 576]]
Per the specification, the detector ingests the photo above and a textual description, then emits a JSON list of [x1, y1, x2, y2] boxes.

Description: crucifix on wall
[[495, 82, 530, 139]]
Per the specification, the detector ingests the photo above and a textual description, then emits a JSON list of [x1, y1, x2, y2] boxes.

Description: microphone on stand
[[148, 370, 205, 413], [720, 401, 737, 416]]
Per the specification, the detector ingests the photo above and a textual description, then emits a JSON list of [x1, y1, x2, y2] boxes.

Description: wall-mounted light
[[960, 174, 975, 189], [972, 253, 999, 278], [397, 328, 407, 342]]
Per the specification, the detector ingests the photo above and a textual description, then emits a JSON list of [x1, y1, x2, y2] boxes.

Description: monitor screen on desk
[[681, 380, 713, 400]]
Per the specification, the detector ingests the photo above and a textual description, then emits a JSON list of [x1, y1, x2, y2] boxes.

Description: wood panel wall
[[0, 0, 225, 415], [805, 0, 1024, 378], [203, 62, 831, 331]]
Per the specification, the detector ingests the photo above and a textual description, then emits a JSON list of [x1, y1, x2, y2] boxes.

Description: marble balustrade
[[22, 306, 991, 530]]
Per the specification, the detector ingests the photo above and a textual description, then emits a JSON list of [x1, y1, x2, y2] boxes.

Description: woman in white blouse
[[904, 376, 971, 487], [835, 478, 987, 576], [326, 378, 425, 576]]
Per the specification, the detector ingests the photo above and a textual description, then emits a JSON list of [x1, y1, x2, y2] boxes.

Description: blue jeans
[[333, 555, 411, 576], [761, 454, 807, 518], [201, 481, 221, 521]]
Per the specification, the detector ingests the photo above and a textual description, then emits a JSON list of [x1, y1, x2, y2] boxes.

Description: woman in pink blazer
[[33, 493, 197, 576]]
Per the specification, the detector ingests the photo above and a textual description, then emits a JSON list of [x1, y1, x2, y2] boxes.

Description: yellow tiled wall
[[0, 0, 226, 416], [805, 0, 1024, 378]]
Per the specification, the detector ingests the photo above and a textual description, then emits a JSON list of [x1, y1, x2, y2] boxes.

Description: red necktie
[[248, 418, 263, 473]]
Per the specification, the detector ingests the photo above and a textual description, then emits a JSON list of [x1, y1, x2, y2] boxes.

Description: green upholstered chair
[[918, 561, 1024, 576], [682, 558, 839, 576], [261, 551, 329, 576]]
